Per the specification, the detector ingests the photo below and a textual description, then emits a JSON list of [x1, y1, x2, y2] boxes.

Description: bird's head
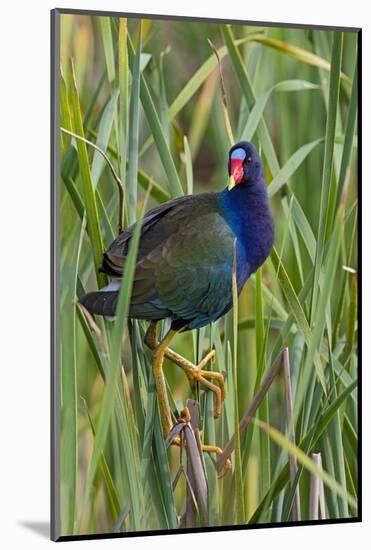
[[227, 141, 263, 190]]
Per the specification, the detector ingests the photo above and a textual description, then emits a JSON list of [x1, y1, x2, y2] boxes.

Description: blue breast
[[218, 181, 274, 285]]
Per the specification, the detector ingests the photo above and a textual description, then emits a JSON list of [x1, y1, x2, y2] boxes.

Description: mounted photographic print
[[51, 8, 361, 541]]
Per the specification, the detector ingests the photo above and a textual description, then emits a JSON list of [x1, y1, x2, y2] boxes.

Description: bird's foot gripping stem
[[144, 321, 226, 420], [166, 407, 232, 477]]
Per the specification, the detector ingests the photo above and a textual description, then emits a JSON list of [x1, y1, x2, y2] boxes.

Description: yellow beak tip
[[228, 176, 236, 191]]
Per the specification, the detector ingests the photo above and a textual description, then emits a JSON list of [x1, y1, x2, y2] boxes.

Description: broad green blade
[[81, 187, 152, 528], [255, 268, 271, 505], [252, 36, 351, 86], [60, 70, 73, 152], [335, 60, 358, 210], [60, 224, 84, 535], [241, 80, 319, 142], [310, 32, 343, 320], [99, 16, 116, 87], [82, 399, 121, 522], [222, 25, 280, 177], [91, 88, 119, 187], [183, 136, 193, 195], [68, 60, 106, 289], [127, 22, 142, 224], [232, 241, 245, 523], [296, 209, 343, 429], [119, 18, 129, 186], [268, 138, 324, 199], [169, 38, 251, 121], [249, 378, 357, 523], [270, 247, 327, 392], [255, 419, 356, 510], [127, 35, 184, 198]]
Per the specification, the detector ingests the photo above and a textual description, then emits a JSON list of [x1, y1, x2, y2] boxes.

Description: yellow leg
[[151, 326, 178, 438], [147, 327, 231, 473], [145, 322, 226, 420]]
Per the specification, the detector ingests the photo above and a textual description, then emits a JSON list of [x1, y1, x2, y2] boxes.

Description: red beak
[[229, 159, 244, 189]]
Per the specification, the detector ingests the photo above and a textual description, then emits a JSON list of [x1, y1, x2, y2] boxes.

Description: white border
[[0, 1, 368, 548]]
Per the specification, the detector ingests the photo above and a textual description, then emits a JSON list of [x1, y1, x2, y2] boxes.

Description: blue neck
[[218, 179, 274, 274]]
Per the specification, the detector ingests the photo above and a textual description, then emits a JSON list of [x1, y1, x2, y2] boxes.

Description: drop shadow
[[18, 521, 50, 539]]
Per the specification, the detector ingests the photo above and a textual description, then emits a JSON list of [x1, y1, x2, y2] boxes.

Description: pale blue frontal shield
[[230, 148, 246, 160]]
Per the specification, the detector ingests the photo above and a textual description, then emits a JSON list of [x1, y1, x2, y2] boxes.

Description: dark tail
[[78, 290, 118, 316]]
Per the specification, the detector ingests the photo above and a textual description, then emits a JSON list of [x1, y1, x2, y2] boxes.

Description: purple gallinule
[[80, 141, 274, 455]]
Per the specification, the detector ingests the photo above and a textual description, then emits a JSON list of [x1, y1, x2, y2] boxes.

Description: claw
[[167, 407, 232, 477]]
